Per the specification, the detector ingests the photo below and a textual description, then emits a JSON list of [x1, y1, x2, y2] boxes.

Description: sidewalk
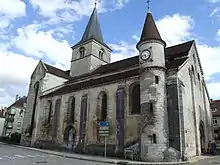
[[0, 142, 215, 165]]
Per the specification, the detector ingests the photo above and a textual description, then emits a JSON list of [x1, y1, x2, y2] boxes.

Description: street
[[0, 144, 109, 165], [192, 156, 220, 165]]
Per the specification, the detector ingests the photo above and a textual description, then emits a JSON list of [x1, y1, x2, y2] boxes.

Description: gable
[[43, 63, 70, 79]]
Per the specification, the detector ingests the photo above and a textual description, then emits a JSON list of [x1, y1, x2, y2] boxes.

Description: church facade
[[20, 5, 213, 162]]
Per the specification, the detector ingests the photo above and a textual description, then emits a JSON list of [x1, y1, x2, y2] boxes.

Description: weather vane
[[95, 0, 98, 7], [147, 0, 150, 12]]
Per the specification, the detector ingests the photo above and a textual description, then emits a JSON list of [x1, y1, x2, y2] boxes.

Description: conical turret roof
[[72, 6, 109, 49], [137, 12, 165, 48]]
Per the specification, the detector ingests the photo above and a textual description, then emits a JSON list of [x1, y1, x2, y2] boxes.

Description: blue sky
[[0, 0, 220, 107]]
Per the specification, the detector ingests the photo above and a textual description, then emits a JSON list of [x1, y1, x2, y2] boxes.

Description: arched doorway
[[64, 125, 76, 150], [199, 121, 205, 154]]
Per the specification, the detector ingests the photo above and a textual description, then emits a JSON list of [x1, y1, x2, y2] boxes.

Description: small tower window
[[79, 47, 85, 58], [99, 49, 104, 60], [155, 76, 159, 84], [153, 134, 156, 144]]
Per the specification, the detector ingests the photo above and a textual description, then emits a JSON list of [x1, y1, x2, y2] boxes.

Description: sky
[[0, 0, 220, 107]]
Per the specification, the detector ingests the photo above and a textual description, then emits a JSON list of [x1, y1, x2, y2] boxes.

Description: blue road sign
[[99, 121, 109, 127]]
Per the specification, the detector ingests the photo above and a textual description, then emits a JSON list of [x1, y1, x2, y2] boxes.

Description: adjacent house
[[211, 99, 220, 140], [2, 96, 27, 137], [0, 107, 7, 136]]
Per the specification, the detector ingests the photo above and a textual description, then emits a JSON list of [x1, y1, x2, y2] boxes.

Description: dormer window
[[79, 47, 85, 58], [99, 49, 104, 60]]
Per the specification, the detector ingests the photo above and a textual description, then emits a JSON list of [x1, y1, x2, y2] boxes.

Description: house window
[[213, 118, 218, 124], [79, 47, 85, 58], [130, 83, 140, 114], [99, 49, 104, 60], [212, 108, 217, 112]]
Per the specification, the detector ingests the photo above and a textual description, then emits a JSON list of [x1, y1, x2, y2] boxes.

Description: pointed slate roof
[[72, 7, 110, 50], [137, 12, 165, 48]]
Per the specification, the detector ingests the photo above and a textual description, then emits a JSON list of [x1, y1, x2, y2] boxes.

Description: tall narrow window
[[30, 81, 39, 136], [70, 97, 75, 123], [52, 99, 61, 139], [130, 83, 140, 114], [99, 49, 104, 60], [149, 103, 153, 112], [155, 76, 159, 84], [47, 101, 52, 125], [101, 93, 107, 121], [153, 134, 156, 144], [79, 47, 85, 58]]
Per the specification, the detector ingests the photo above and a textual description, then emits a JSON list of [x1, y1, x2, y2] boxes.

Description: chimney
[[15, 94, 19, 102]]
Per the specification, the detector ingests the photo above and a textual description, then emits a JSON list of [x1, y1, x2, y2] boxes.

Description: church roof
[[72, 7, 110, 50], [41, 40, 194, 98], [43, 63, 70, 79], [137, 12, 165, 48]]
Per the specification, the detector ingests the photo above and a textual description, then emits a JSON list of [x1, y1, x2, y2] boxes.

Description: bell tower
[[70, 3, 112, 77], [136, 3, 169, 162]]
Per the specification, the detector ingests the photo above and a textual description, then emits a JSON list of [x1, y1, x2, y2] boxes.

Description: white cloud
[[156, 14, 194, 46], [0, 50, 39, 106], [12, 23, 72, 67], [207, 82, 220, 100], [109, 41, 138, 62], [0, 0, 26, 18], [29, 0, 129, 24], [206, 0, 220, 3], [210, 7, 220, 17]]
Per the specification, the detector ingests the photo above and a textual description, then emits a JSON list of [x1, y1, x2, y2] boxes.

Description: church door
[[67, 128, 75, 150]]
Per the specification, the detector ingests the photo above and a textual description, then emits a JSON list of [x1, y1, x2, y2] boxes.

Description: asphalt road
[[192, 156, 220, 165], [0, 144, 109, 165]]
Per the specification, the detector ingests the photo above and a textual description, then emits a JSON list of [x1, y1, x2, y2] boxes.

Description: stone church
[[20, 4, 213, 162]]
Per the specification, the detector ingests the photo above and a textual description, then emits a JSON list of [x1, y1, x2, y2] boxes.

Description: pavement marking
[[14, 155, 25, 158], [27, 155, 36, 157]]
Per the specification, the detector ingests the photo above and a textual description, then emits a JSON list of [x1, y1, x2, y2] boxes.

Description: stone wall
[[20, 61, 68, 147], [34, 76, 142, 155], [177, 44, 212, 158]]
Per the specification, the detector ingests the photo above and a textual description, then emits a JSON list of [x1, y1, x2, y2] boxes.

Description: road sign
[[98, 121, 109, 137], [98, 121, 109, 158]]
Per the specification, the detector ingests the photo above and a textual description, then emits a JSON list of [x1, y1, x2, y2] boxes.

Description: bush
[[10, 132, 21, 143]]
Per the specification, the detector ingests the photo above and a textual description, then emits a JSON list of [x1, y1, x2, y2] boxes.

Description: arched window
[[130, 83, 140, 114], [30, 81, 40, 136], [52, 99, 61, 139], [99, 49, 104, 60], [68, 97, 75, 124], [47, 101, 52, 125], [101, 93, 107, 121], [79, 47, 85, 58]]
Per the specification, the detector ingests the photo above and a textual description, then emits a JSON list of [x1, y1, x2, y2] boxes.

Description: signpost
[[98, 121, 109, 158]]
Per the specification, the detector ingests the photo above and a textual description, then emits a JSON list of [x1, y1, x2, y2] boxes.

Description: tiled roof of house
[[211, 100, 220, 116], [41, 40, 194, 98], [8, 96, 27, 109]]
